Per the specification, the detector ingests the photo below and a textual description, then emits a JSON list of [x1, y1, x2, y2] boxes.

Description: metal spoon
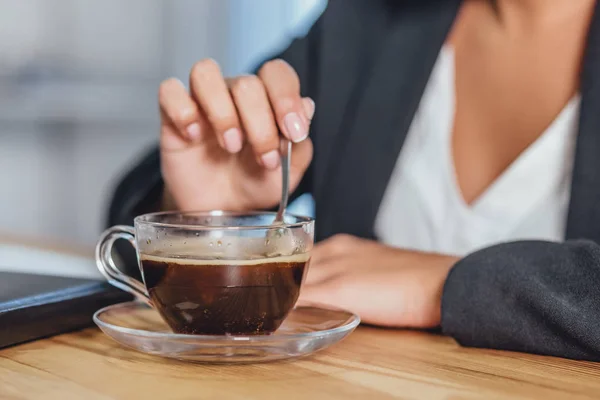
[[265, 138, 291, 255], [274, 138, 292, 224]]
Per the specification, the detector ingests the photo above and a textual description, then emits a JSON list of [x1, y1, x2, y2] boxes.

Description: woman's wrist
[[429, 255, 460, 327], [160, 187, 177, 211]]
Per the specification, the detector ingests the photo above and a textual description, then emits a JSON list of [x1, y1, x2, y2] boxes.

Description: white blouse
[[374, 46, 580, 257]]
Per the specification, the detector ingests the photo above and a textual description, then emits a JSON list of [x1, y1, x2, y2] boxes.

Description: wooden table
[[2, 325, 600, 400]]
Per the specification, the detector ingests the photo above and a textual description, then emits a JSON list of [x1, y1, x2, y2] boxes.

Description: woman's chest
[[374, 46, 579, 255], [449, 2, 589, 204]]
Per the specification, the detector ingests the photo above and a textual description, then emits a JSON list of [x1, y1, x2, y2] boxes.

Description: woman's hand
[[158, 58, 315, 212], [300, 235, 459, 328]]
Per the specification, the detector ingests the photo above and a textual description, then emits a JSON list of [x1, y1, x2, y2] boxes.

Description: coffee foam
[[140, 252, 310, 266], [139, 234, 311, 265]]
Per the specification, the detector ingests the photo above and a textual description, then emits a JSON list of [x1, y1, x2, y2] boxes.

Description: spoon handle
[[275, 138, 292, 223]]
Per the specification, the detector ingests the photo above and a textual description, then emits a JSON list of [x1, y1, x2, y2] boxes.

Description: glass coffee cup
[[96, 211, 314, 336]]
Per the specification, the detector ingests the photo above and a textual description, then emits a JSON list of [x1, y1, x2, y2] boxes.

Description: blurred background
[[0, 0, 325, 263]]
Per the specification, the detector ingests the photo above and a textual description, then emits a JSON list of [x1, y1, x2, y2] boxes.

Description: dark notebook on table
[[0, 271, 132, 348]]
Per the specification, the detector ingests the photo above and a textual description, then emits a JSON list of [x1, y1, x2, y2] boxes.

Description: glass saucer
[[93, 301, 360, 364]]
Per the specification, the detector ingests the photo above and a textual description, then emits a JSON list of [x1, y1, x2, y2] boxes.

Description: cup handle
[[95, 225, 151, 305]]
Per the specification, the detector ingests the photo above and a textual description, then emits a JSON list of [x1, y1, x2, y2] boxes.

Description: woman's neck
[[490, 0, 596, 29]]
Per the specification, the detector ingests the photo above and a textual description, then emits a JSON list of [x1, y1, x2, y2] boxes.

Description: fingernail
[[186, 123, 201, 141], [261, 150, 280, 170], [284, 112, 308, 143], [223, 128, 243, 153], [303, 98, 315, 120]]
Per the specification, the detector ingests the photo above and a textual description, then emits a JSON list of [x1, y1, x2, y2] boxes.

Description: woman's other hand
[[300, 235, 459, 328]]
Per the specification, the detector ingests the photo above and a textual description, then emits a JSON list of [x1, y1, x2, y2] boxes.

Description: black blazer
[[109, 0, 600, 361]]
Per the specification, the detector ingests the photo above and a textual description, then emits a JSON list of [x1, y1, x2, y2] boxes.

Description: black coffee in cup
[[97, 211, 315, 337], [140, 253, 310, 335]]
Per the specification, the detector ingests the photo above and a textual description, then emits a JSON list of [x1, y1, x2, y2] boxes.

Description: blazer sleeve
[[441, 239, 600, 361], [107, 15, 323, 231]]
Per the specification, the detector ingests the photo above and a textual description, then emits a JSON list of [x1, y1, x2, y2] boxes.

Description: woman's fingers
[[304, 235, 373, 285], [298, 280, 342, 308], [302, 97, 316, 121], [228, 75, 281, 169], [259, 59, 309, 143], [304, 237, 347, 285], [158, 78, 204, 143], [304, 254, 346, 285], [304, 267, 335, 285], [189, 58, 244, 153], [312, 234, 361, 264]]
